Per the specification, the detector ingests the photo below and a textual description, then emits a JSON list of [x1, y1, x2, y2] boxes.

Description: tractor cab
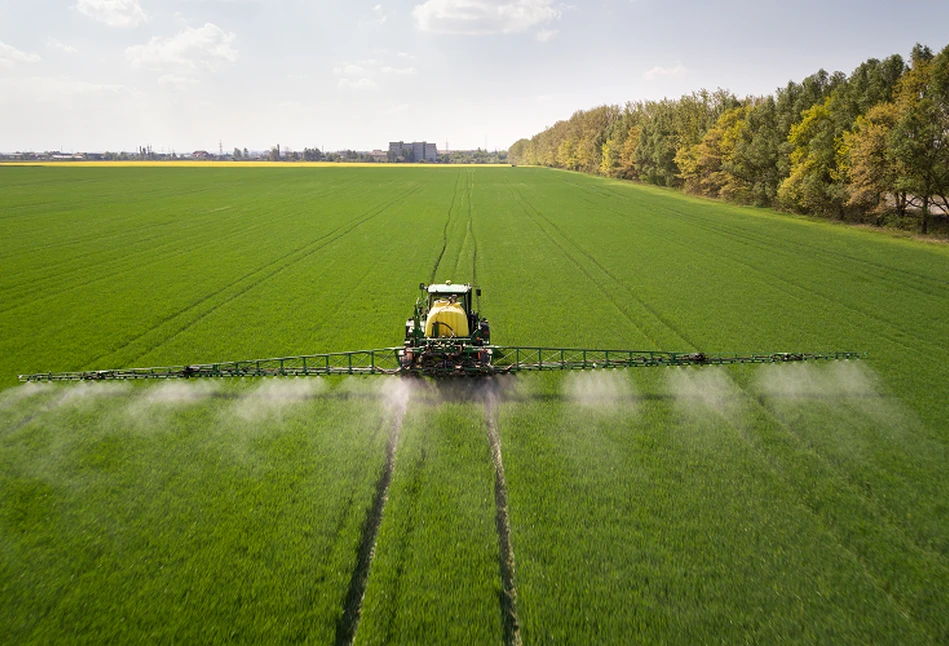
[[426, 282, 473, 312]]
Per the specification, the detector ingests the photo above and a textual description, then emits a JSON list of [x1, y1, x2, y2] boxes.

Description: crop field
[[2, 165, 948, 643]]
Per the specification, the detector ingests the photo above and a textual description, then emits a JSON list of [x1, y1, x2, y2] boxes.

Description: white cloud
[[338, 77, 377, 90], [0, 41, 42, 66], [126, 23, 238, 71], [381, 65, 418, 75], [158, 74, 200, 90], [76, 0, 147, 28], [3, 76, 131, 101], [47, 38, 78, 54], [413, 0, 561, 35], [379, 103, 411, 115], [535, 27, 559, 41], [333, 56, 419, 90], [333, 64, 368, 76], [643, 63, 686, 81], [397, 52, 417, 60], [372, 4, 387, 23]]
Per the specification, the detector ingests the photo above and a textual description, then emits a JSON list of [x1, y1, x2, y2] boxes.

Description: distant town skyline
[[2, 0, 949, 153]]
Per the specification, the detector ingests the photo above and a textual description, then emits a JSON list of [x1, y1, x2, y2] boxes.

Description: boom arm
[[18, 347, 867, 382]]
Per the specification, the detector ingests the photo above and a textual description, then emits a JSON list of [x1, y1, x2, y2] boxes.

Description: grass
[[0, 378, 390, 643], [1, 165, 948, 642], [358, 391, 502, 645]]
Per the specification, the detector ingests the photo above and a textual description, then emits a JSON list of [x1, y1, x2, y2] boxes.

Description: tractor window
[[428, 289, 470, 311]]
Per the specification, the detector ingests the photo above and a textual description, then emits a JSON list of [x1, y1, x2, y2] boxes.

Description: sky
[[1, 0, 948, 154]]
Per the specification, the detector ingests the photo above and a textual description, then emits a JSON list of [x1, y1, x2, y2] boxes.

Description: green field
[[2, 166, 948, 643]]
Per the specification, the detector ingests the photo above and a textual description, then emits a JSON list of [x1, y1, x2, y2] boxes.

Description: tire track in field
[[335, 387, 407, 646], [554, 175, 949, 617], [504, 178, 689, 349], [751, 390, 949, 571], [484, 382, 522, 646], [558, 175, 949, 333], [1, 182, 363, 315], [547, 176, 947, 359], [708, 375, 949, 640], [82, 182, 424, 369], [451, 169, 478, 281], [566, 175, 949, 297], [1, 179, 255, 256], [430, 170, 464, 283], [649, 202, 949, 357], [643, 200, 949, 358], [373, 446, 429, 644], [643, 195, 949, 315], [470, 171, 480, 285], [2, 217, 257, 315], [2, 174, 363, 273]]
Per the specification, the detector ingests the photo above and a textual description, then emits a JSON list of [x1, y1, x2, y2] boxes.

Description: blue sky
[[1, 0, 947, 153]]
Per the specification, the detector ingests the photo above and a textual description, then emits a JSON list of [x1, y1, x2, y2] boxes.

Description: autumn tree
[[599, 102, 646, 179], [635, 100, 679, 186], [675, 105, 750, 199], [778, 96, 855, 217], [842, 102, 905, 218], [888, 44, 949, 233], [722, 97, 782, 205]]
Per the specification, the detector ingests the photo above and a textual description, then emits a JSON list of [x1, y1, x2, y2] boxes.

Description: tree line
[[509, 44, 949, 234]]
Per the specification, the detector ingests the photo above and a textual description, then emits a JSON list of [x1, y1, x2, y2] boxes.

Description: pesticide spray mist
[[562, 370, 636, 416], [753, 360, 901, 428], [232, 377, 326, 422], [56, 381, 132, 408], [123, 380, 221, 430], [138, 380, 219, 406], [754, 360, 878, 399], [665, 366, 745, 424], [0, 382, 56, 411], [379, 376, 415, 424]]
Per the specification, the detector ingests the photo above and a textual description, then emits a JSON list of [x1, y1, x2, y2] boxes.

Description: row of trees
[[440, 148, 508, 164], [509, 44, 949, 234], [253, 146, 376, 162]]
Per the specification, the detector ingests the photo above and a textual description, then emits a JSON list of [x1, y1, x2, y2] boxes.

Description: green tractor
[[400, 282, 493, 374]]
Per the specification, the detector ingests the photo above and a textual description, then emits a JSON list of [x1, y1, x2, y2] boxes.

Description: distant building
[[388, 141, 437, 162]]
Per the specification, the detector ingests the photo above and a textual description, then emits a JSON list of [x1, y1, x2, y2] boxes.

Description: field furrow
[[484, 382, 522, 646], [578, 176, 949, 298], [429, 169, 464, 283], [0, 186, 359, 312], [12, 181, 425, 374], [501, 370, 932, 642], [718, 367, 949, 637], [336, 379, 407, 645], [0, 379, 390, 643], [505, 178, 683, 348], [356, 385, 502, 645]]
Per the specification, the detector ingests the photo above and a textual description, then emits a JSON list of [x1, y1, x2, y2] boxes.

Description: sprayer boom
[[17, 347, 866, 382]]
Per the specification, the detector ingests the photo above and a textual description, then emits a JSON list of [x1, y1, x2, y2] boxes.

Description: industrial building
[[388, 141, 437, 162]]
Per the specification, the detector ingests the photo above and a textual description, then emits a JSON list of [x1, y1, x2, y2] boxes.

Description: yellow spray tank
[[424, 298, 470, 338]]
